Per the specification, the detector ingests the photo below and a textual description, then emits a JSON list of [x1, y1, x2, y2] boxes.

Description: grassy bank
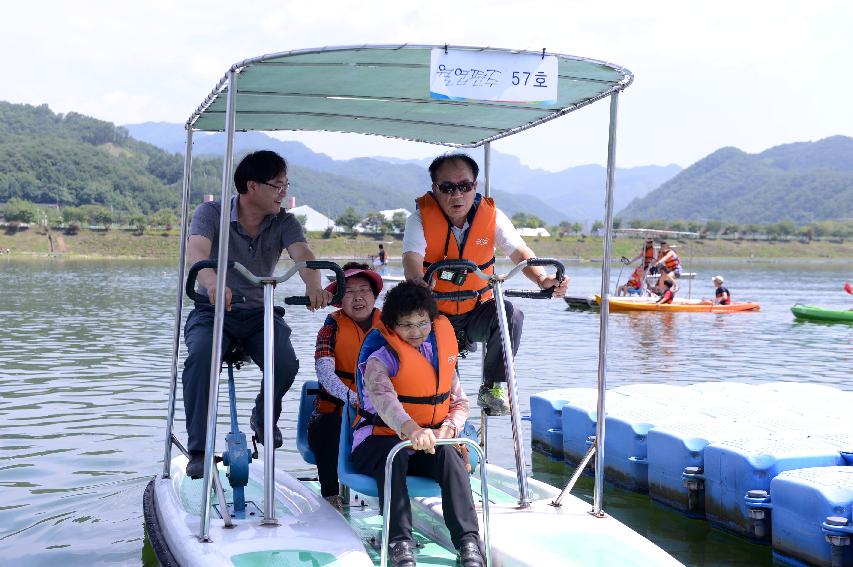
[[2, 227, 853, 262]]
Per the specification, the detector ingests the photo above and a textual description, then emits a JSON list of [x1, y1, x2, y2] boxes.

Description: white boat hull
[[146, 455, 373, 566], [147, 456, 683, 566], [413, 464, 683, 567]]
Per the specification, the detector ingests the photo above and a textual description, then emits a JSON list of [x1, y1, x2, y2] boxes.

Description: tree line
[[1, 197, 177, 234]]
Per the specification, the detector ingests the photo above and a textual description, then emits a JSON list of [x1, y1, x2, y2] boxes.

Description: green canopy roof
[[188, 44, 632, 147]]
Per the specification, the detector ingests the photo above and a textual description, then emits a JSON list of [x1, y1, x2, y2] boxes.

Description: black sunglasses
[[435, 180, 476, 195]]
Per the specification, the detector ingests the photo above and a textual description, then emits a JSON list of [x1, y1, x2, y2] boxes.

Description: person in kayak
[[617, 266, 644, 296], [307, 262, 384, 509], [656, 279, 676, 305], [713, 275, 731, 305], [402, 153, 568, 416], [352, 281, 485, 567]]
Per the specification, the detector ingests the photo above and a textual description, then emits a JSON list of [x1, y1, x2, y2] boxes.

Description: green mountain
[[0, 102, 184, 214], [123, 122, 574, 223], [618, 136, 853, 224], [126, 122, 680, 222], [0, 101, 574, 225]]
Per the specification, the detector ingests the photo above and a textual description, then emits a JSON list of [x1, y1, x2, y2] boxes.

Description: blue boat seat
[[296, 380, 318, 465], [337, 403, 441, 497]]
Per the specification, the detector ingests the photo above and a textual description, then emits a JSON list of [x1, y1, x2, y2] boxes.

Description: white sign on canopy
[[429, 48, 558, 105]]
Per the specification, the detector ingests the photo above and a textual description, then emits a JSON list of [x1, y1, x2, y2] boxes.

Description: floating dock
[[531, 382, 853, 565]]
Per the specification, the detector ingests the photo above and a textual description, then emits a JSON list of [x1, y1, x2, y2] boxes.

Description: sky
[[2, 0, 851, 172]]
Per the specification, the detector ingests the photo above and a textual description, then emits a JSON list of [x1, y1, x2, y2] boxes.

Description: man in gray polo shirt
[[182, 150, 331, 479]]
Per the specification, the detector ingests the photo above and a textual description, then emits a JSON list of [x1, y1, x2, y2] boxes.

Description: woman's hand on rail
[[409, 427, 437, 454]]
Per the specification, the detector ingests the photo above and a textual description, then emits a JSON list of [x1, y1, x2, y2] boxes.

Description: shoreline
[[3, 252, 851, 265], [2, 228, 852, 264]]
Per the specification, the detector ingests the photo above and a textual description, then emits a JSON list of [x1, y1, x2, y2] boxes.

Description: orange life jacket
[[417, 193, 496, 315], [356, 315, 459, 437], [643, 241, 655, 269], [315, 309, 383, 415], [662, 251, 681, 271], [626, 268, 643, 288]]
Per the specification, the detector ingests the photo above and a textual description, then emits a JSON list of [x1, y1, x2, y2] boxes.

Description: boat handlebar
[[185, 260, 346, 306], [423, 257, 565, 300], [185, 260, 246, 305]]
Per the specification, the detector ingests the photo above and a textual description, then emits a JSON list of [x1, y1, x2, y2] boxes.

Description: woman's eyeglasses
[[395, 320, 431, 332], [435, 180, 475, 195]]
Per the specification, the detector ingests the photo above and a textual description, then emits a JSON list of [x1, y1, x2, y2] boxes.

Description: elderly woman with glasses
[[307, 261, 384, 509], [351, 281, 485, 567]]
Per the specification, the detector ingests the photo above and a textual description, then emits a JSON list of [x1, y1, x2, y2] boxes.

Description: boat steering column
[[424, 257, 565, 507], [185, 259, 345, 537]]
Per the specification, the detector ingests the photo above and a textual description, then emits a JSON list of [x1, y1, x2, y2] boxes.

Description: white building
[[288, 205, 340, 232], [518, 227, 551, 238], [353, 208, 412, 233], [378, 208, 411, 221]]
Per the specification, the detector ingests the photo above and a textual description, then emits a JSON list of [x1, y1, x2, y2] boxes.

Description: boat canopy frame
[[161, 43, 633, 542]]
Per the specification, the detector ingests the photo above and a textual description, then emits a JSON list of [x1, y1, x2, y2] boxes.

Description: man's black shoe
[[457, 540, 485, 567], [185, 451, 205, 479], [250, 408, 283, 449], [389, 539, 416, 567]]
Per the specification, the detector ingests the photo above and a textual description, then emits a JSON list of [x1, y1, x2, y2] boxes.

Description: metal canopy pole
[[493, 282, 531, 507], [483, 142, 491, 198], [481, 141, 491, 460], [163, 128, 194, 478], [199, 69, 239, 542], [593, 92, 619, 517]]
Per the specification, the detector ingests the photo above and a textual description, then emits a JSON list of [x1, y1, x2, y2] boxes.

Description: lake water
[[1, 257, 852, 566]]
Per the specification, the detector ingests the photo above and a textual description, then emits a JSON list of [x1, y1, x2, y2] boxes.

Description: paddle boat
[[614, 229, 700, 291], [144, 44, 684, 566], [600, 296, 761, 313], [791, 304, 853, 323], [565, 229, 702, 310]]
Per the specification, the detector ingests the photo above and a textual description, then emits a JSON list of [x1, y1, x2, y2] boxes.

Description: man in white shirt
[[402, 154, 568, 415]]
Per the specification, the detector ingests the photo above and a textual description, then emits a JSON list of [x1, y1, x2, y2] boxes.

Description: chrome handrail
[[380, 438, 491, 567]]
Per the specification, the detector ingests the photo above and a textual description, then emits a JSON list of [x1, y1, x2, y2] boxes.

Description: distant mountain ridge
[[124, 122, 680, 222], [618, 136, 853, 224]]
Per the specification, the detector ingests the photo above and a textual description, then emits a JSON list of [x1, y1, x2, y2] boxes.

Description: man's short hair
[[233, 150, 288, 194], [428, 153, 479, 182]]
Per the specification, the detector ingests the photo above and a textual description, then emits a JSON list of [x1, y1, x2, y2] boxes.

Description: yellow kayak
[[595, 296, 761, 313]]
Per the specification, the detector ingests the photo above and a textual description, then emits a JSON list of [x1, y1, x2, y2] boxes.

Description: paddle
[[845, 281, 853, 295]]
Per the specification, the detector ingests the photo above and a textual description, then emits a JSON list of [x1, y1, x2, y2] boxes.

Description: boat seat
[[296, 380, 318, 465], [337, 403, 441, 497], [222, 342, 252, 368]]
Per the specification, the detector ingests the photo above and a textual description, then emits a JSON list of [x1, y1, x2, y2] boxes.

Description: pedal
[[251, 436, 259, 460]]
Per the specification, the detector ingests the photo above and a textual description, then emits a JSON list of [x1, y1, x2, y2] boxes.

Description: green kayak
[[791, 304, 853, 323]]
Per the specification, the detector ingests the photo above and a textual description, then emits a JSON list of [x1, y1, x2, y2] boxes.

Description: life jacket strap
[[396, 390, 451, 405]]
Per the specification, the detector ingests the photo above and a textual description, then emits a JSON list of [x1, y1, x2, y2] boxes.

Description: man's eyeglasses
[[260, 181, 289, 193], [395, 320, 431, 332], [435, 180, 475, 195]]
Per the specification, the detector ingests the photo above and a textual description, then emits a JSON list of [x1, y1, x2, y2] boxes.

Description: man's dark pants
[[182, 305, 299, 453], [447, 298, 524, 387], [307, 411, 342, 497], [352, 435, 480, 548]]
